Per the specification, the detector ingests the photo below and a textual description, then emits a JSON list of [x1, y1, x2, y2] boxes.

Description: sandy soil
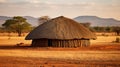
[[0, 45, 120, 67], [0, 56, 120, 67], [0, 35, 120, 67]]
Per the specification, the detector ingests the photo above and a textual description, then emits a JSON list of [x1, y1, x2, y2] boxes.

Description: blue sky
[[0, 0, 120, 20]]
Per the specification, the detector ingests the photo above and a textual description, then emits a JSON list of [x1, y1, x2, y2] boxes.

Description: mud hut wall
[[32, 39, 90, 47], [32, 39, 48, 47], [50, 39, 90, 47]]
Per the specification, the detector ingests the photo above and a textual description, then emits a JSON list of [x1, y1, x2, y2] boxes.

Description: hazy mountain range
[[74, 16, 120, 26], [0, 16, 120, 27]]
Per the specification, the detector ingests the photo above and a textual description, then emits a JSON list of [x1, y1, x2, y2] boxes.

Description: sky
[[0, 0, 120, 20]]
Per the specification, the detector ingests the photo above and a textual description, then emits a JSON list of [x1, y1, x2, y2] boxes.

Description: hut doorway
[[48, 39, 52, 47]]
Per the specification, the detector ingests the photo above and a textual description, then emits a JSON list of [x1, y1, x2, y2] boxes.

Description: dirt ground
[[0, 56, 120, 67], [0, 44, 120, 67], [0, 35, 120, 67]]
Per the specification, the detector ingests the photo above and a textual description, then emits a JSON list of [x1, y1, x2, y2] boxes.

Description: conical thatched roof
[[25, 16, 96, 40]]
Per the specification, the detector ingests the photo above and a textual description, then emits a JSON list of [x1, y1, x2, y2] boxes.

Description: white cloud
[[25, 0, 40, 3], [0, 0, 6, 3], [0, 0, 120, 20]]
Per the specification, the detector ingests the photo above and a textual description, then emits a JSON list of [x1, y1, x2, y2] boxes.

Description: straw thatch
[[25, 16, 96, 40]]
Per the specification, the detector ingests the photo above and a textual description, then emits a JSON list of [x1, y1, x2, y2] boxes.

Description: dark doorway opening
[[48, 39, 52, 47]]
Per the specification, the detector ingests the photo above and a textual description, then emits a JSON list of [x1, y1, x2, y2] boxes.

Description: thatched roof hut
[[25, 16, 96, 47]]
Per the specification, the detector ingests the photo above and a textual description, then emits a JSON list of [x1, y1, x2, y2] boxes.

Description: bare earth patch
[[0, 36, 120, 66], [0, 45, 120, 67], [0, 56, 120, 67]]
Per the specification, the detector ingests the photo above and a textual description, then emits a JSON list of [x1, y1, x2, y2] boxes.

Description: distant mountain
[[23, 16, 38, 26], [0, 16, 12, 27], [0, 16, 38, 27], [74, 16, 120, 26], [1, 16, 120, 27]]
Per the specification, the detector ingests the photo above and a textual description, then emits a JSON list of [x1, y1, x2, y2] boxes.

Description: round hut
[[25, 16, 96, 47]]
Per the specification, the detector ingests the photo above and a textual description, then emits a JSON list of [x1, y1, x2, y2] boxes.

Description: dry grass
[[0, 49, 120, 60], [0, 33, 120, 67], [91, 36, 120, 45], [0, 35, 119, 46], [0, 49, 120, 67], [0, 36, 31, 46]]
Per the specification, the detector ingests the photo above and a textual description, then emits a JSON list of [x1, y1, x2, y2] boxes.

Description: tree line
[[0, 16, 119, 36], [81, 23, 120, 36]]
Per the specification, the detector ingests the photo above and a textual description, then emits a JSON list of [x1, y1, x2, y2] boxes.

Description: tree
[[105, 26, 112, 32], [38, 16, 50, 25], [113, 26, 120, 36], [2, 16, 31, 36], [92, 26, 101, 32], [81, 22, 91, 28]]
